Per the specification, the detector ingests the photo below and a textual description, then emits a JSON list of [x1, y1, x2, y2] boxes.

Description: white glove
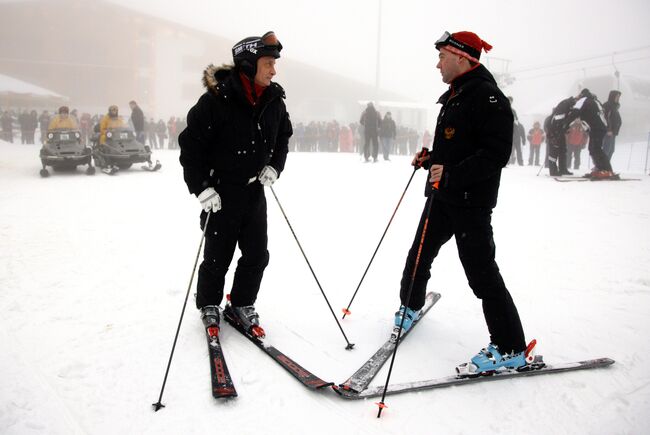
[[258, 165, 278, 187], [197, 187, 221, 213]]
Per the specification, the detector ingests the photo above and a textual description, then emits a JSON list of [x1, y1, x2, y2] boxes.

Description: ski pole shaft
[[377, 194, 434, 418], [342, 168, 417, 319], [643, 133, 650, 174], [152, 211, 211, 412], [270, 186, 355, 350]]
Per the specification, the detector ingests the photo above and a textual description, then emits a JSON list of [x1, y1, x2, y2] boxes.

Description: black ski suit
[[179, 65, 292, 309], [400, 64, 526, 354], [566, 91, 612, 172], [547, 97, 575, 175]]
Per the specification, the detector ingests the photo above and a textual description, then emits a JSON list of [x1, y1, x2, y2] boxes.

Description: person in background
[[80, 112, 92, 145], [565, 119, 589, 170], [379, 111, 397, 161], [48, 106, 79, 131], [167, 117, 178, 149], [566, 88, 614, 179], [602, 90, 622, 161], [129, 100, 146, 144], [38, 110, 51, 143], [509, 118, 526, 166], [1, 110, 14, 142], [527, 121, 545, 166], [98, 105, 125, 144], [147, 118, 158, 149], [156, 119, 166, 149], [360, 102, 380, 162]]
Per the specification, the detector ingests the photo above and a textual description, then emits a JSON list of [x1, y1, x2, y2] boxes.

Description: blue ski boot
[[391, 305, 421, 342], [456, 342, 532, 377]]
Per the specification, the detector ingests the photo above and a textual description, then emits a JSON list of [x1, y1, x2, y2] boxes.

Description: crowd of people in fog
[[0, 105, 186, 150], [290, 116, 430, 159], [0, 88, 625, 179]]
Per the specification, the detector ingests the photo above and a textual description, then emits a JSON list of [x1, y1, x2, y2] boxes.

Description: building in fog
[[0, 0, 427, 130]]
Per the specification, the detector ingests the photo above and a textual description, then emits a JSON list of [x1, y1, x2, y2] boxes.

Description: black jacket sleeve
[[267, 103, 292, 176], [178, 93, 215, 196]]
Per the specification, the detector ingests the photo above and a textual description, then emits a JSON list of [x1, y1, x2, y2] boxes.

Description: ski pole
[[376, 193, 434, 418], [152, 211, 211, 412], [341, 167, 417, 319], [643, 133, 650, 173], [269, 186, 355, 350]]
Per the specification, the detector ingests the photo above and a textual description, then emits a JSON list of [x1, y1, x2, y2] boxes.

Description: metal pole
[[342, 168, 417, 319], [376, 194, 434, 418], [270, 186, 355, 350], [645, 132, 650, 174], [627, 142, 634, 171], [152, 211, 211, 411]]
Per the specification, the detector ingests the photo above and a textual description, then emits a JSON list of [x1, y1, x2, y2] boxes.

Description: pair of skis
[[207, 291, 614, 401], [553, 174, 640, 182], [206, 305, 332, 399]]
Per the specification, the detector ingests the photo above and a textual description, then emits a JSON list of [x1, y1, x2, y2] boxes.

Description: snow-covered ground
[[1, 139, 649, 435]]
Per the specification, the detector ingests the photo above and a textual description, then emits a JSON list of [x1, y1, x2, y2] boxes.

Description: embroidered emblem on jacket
[[444, 127, 455, 139]]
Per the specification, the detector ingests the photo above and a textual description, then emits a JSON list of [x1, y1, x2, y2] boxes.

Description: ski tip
[[151, 402, 165, 412], [213, 387, 238, 398]]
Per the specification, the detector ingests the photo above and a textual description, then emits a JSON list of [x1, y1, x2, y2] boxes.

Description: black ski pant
[[196, 182, 269, 309], [399, 197, 526, 354], [509, 143, 523, 165], [588, 131, 613, 172], [364, 133, 379, 161], [547, 136, 569, 175]]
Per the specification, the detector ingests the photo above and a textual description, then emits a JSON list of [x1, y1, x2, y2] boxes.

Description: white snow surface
[[1, 140, 649, 435]]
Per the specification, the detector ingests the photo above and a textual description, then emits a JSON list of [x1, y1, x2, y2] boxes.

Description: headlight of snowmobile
[[107, 132, 112, 138], [75, 132, 80, 139], [48, 133, 54, 139]]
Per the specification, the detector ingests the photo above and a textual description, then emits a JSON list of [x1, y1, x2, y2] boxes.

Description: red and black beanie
[[435, 31, 492, 63]]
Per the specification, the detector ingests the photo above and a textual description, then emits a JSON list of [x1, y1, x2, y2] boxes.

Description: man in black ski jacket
[[178, 31, 292, 335], [602, 90, 622, 160], [565, 88, 614, 178], [360, 102, 380, 162], [546, 96, 576, 176], [129, 100, 145, 144], [395, 31, 529, 376]]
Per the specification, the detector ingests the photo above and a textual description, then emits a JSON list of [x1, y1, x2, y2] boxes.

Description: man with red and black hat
[[179, 31, 292, 337], [394, 31, 533, 376]]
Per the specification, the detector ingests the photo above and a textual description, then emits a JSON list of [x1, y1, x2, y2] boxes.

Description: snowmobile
[[91, 125, 160, 175], [39, 129, 95, 177]]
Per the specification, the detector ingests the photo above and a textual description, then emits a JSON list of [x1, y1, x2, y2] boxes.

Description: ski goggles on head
[[434, 31, 481, 62], [261, 31, 283, 53]]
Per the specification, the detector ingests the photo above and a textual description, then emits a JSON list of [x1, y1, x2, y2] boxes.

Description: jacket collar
[[202, 63, 285, 106], [437, 64, 496, 104]]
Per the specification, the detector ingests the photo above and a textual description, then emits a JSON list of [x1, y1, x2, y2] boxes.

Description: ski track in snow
[[1, 140, 650, 434]]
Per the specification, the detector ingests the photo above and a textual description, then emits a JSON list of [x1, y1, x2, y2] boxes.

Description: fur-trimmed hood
[[201, 63, 286, 101], [202, 64, 234, 96]]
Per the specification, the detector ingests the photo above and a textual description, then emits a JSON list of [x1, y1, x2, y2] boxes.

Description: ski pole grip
[[413, 147, 429, 169]]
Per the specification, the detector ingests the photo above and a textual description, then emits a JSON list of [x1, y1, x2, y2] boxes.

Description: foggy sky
[[111, 0, 650, 110]]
